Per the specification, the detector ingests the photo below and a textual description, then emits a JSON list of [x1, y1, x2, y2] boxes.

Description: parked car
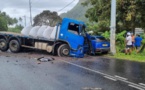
[[90, 36, 110, 54]]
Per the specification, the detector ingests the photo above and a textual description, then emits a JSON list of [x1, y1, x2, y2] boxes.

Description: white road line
[[115, 75, 128, 81], [61, 60, 119, 80], [130, 82, 145, 89], [139, 83, 145, 87], [60, 60, 145, 89], [61, 60, 109, 76], [128, 84, 144, 90], [115, 77, 145, 89], [104, 76, 117, 81]]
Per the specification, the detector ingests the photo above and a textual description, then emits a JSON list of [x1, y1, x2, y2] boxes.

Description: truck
[[0, 18, 109, 58]]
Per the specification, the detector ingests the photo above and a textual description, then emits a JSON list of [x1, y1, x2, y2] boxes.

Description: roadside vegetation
[[82, 0, 145, 62], [0, 10, 62, 33], [8, 25, 23, 33], [103, 31, 145, 62], [0, 11, 23, 33], [112, 51, 145, 62]]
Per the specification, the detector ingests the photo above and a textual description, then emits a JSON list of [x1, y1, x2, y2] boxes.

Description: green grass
[[8, 28, 21, 33], [108, 50, 145, 62]]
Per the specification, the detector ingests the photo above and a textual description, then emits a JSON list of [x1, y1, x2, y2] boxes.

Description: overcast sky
[[0, 0, 79, 25]]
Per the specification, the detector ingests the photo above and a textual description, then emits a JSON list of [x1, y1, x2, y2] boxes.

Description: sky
[[0, 0, 79, 26]]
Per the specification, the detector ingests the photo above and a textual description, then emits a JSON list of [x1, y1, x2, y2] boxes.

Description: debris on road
[[37, 57, 55, 62], [5, 56, 10, 57], [82, 87, 102, 90]]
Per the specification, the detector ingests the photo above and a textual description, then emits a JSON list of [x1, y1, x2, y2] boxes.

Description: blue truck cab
[[58, 18, 87, 57]]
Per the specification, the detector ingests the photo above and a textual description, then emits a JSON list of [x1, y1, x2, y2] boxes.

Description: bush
[[8, 24, 23, 33], [101, 30, 127, 52], [0, 16, 8, 31]]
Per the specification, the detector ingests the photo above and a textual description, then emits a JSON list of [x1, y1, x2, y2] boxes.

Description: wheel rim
[[10, 42, 18, 51], [58, 44, 70, 57], [62, 49, 69, 56], [0, 42, 6, 48]]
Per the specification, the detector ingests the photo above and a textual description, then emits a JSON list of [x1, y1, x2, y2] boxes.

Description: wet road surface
[[0, 51, 145, 90], [64, 57, 145, 84]]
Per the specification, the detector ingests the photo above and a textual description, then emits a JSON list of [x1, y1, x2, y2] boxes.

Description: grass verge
[[108, 51, 145, 62]]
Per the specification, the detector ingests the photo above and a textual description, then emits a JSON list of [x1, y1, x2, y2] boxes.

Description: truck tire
[[9, 40, 20, 53], [57, 44, 70, 57], [0, 39, 9, 51]]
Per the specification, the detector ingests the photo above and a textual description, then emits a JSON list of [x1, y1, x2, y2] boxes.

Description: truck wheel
[[0, 39, 9, 51], [9, 40, 20, 53], [57, 44, 70, 57]]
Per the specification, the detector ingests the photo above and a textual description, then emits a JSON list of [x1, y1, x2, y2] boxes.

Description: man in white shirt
[[125, 32, 132, 55]]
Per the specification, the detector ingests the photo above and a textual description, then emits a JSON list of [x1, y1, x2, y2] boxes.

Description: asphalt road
[[0, 51, 145, 90]]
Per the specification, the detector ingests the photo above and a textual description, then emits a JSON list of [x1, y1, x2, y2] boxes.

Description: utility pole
[[29, 0, 32, 26], [23, 15, 26, 26], [110, 0, 116, 55]]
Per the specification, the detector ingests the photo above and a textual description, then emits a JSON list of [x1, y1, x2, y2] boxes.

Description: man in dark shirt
[[134, 34, 142, 53]]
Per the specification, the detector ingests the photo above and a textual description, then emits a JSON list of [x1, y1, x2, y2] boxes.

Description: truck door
[[59, 22, 84, 50], [67, 23, 84, 50]]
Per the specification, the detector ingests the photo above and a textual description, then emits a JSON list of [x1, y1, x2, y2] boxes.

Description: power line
[[58, 0, 75, 12]]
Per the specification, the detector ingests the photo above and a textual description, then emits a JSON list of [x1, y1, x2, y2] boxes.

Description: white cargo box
[[29, 26, 40, 38], [21, 26, 33, 36], [50, 26, 60, 40], [37, 26, 47, 38], [43, 26, 54, 40]]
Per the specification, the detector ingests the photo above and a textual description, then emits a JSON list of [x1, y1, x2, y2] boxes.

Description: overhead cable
[[58, 0, 75, 12]]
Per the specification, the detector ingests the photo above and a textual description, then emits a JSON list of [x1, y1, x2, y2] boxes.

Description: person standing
[[135, 34, 142, 53], [125, 32, 132, 55], [131, 33, 135, 50]]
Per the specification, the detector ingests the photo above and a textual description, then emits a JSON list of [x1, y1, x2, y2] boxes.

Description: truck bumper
[[95, 48, 110, 53], [69, 47, 84, 58]]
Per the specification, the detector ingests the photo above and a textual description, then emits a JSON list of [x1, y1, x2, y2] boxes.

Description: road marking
[[139, 83, 145, 87], [128, 84, 144, 90], [61, 60, 109, 76], [123, 80, 145, 89], [104, 76, 117, 81], [115, 75, 127, 81], [60, 60, 145, 89]]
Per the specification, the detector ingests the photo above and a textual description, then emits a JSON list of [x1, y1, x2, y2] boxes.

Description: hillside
[[60, 0, 89, 22]]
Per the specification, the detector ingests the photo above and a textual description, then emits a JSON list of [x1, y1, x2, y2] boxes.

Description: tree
[[33, 10, 62, 26], [0, 16, 8, 31], [19, 17, 22, 22], [82, 0, 145, 33], [15, 24, 23, 30], [0, 11, 18, 25], [82, 0, 111, 33]]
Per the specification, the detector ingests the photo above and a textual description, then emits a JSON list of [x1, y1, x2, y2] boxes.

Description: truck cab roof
[[62, 18, 85, 26]]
